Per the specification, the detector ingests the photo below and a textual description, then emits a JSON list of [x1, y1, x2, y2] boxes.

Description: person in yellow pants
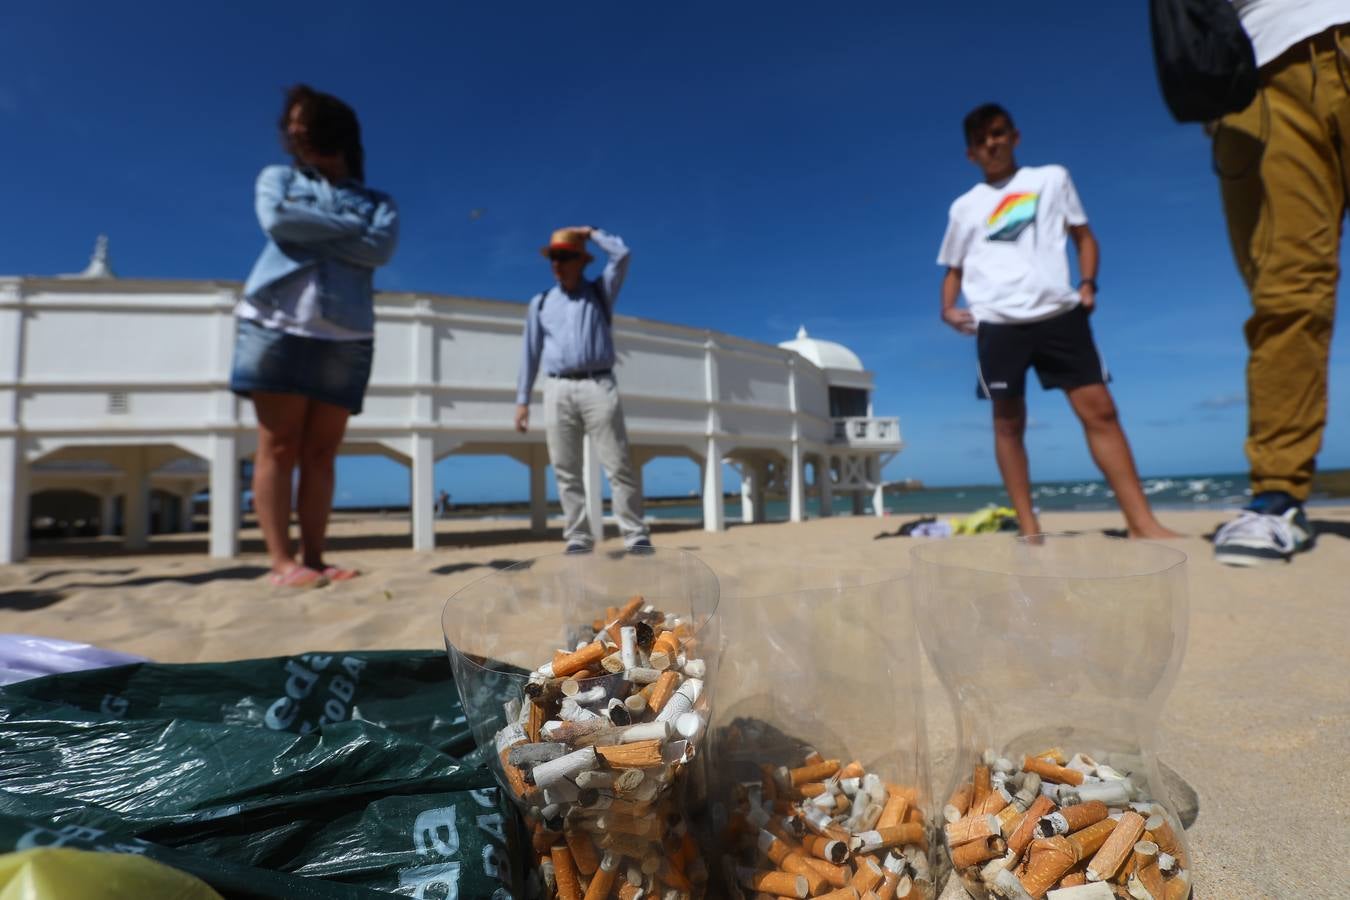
[[1211, 7, 1350, 566]]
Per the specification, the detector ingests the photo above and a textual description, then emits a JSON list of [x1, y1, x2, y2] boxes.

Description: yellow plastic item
[[950, 505, 1019, 535], [0, 848, 222, 900]]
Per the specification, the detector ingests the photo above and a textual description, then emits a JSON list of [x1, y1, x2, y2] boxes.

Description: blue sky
[[4, 2, 1348, 504]]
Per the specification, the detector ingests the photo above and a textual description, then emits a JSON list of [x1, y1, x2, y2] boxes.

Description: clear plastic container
[[911, 534, 1192, 900], [442, 549, 720, 899], [709, 566, 940, 899]]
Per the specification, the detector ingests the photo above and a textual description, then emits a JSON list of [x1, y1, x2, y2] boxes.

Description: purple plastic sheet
[[0, 634, 148, 686]]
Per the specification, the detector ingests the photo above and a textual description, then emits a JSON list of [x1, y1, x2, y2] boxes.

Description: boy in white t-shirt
[[937, 103, 1178, 539]]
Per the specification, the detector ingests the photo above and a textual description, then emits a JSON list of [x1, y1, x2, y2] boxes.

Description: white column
[[529, 444, 548, 535], [410, 433, 436, 552], [788, 442, 805, 523], [123, 449, 150, 551], [702, 438, 724, 532], [740, 463, 756, 524], [209, 433, 239, 558], [871, 456, 885, 517], [179, 492, 196, 533], [583, 434, 604, 542], [100, 492, 117, 537], [0, 437, 28, 563], [819, 455, 834, 518]]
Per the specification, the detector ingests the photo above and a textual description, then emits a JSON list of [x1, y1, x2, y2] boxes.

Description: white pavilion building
[[0, 241, 903, 563]]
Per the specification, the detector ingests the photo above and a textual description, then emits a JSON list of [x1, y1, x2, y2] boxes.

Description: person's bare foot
[[1129, 523, 1184, 539]]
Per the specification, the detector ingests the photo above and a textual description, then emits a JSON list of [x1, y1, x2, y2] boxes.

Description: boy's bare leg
[[1065, 384, 1182, 539], [992, 396, 1041, 535]]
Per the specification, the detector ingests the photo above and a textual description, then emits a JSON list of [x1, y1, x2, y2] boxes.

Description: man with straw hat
[[515, 226, 652, 553]]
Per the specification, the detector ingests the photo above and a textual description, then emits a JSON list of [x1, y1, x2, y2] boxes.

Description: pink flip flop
[[321, 565, 360, 582], [268, 566, 328, 589]]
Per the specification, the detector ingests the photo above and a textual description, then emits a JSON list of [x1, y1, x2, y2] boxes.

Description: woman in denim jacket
[[231, 85, 398, 588]]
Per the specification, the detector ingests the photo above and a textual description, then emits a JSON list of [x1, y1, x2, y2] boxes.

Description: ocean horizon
[[333, 469, 1350, 521]]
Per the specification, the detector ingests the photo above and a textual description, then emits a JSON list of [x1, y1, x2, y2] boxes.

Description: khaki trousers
[[543, 374, 649, 547], [1215, 26, 1350, 500]]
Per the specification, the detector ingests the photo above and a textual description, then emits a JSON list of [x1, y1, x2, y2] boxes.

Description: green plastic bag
[[0, 651, 522, 899]]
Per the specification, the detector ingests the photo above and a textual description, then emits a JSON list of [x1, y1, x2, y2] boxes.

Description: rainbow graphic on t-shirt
[[986, 191, 1038, 242]]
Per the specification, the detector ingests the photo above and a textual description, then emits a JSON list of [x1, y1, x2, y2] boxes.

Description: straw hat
[[540, 228, 593, 262]]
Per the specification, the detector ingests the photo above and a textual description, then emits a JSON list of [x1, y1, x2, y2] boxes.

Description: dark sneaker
[[564, 541, 593, 555], [625, 537, 654, 555], [1213, 505, 1314, 567]]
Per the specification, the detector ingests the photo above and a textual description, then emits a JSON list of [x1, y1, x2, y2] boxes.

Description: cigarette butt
[[797, 782, 830, 798], [1032, 747, 1068, 765], [945, 813, 1001, 846], [552, 845, 583, 900], [975, 785, 1011, 816], [527, 701, 545, 744], [875, 870, 901, 900], [839, 760, 866, 779], [582, 852, 620, 900], [972, 765, 992, 809], [554, 642, 608, 678], [951, 836, 1004, 869], [597, 739, 666, 768], [1023, 755, 1086, 786], [945, 783, 974, 822], [804, 748, 825, 765], [499, 750, 531, 800], [854, 823, 926, 853], [1055, 872, 1089, 888], [803, 856, 851, 888], [651, 630, 679, 658], [1066, 818, 1116, 862], [736, 867, 809, 898], [1085, 811, 1145, 883], [996, 802, 1024, 837], [1018, 836, 1078, 898], [659, 852, 692, 893], [648, 670, 680, 713], [877, 792, 909, 829], [617, 880, 643, 900], [802, 834, 850, 865], [851, 856, 885, 892], [1147, 816, 1186, 868], [790, 759, 842, 786], [815, 887, 861, 900], [1127, 841, 1164, 900], [565, 829, 601, 876], [1038, 801, 1109, 838], [1162, 871, 1191, 900]]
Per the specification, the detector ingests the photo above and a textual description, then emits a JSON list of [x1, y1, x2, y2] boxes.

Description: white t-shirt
[[236, 269, 373, 341], [1232, 0, 1348, 67], [937, 165, 1088, 324]]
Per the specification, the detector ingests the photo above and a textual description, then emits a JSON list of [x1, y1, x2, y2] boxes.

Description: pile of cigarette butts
[[942, 748, 1190, 900], [492, 595, 710, 900], [720, 750, 935, 899]]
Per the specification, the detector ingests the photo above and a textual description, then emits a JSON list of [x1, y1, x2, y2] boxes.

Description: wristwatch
[[1078, 278, 1098, 291]]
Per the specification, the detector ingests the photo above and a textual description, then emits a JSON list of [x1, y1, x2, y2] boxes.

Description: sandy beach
[[2, 507, 1348, 897]]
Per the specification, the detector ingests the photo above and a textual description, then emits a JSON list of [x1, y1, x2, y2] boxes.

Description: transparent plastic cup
[[442, 549, 720, 898], [710, 566, 940, 899], [911, 534, 1193, 900]]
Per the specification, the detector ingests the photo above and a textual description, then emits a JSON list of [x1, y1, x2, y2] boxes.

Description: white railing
[[831, 416, 902, 448]]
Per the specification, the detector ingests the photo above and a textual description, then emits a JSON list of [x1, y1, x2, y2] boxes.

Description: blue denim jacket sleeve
[[254, 165, 367, 242], [324, 192, 400, 268]]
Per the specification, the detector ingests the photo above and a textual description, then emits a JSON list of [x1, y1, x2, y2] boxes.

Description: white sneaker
[[1213, 507, 1313, 566]]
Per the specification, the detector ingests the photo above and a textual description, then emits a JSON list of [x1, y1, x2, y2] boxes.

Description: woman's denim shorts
[[230, 318, 374, 415]]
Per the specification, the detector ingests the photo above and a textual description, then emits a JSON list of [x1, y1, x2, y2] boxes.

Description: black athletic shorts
[[975, 304, 1110, 400]]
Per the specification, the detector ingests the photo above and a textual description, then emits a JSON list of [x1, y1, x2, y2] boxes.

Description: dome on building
[[777, 325, 865, 372]]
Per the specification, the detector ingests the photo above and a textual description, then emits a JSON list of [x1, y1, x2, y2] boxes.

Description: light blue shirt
[[515, 229, 631, 405], [242, 165, 398, 334]]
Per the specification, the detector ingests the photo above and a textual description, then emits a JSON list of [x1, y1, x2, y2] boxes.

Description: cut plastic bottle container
[[710, 566, 940, 899], [442, 548, 720, 899], [911, 534, 1193, 900]]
